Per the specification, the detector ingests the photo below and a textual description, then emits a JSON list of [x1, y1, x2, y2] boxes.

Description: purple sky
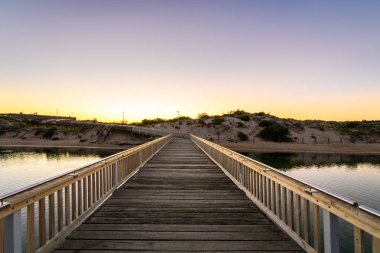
[[1, 1, 379, 121]]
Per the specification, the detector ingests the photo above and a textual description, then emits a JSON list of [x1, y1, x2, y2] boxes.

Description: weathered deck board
[[55, 138, 302, 252]]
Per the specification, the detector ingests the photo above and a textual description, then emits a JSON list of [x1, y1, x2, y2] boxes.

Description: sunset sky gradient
[[1, 0, 379, 122]]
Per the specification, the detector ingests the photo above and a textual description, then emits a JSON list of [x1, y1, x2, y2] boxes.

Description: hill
[[137, 110, 380, 144]]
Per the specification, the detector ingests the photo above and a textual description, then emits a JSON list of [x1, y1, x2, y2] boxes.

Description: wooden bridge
[[0, 134, 379, 252], [56, 138, 300, 252]]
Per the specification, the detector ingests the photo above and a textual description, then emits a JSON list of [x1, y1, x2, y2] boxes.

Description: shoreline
[[2, 139, 380, 155], [218, 141, 380, 155], [0, 139, 131, 150]]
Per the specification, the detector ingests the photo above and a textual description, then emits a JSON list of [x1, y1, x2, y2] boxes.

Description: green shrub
[[236, 114, 250, 121], [197, 113, 210, 119], [43, 127, 57, 139], [236, 122, 245, 128], [254, 112, 267, 117], [257, 123, 293, 142], [140, 118, 166, 126], [237, 131, 249, 141], [34, 128, 44, 136], [212, 118, 225, 125], [293, 122, 305, 131], [259, 119, 276, 127]]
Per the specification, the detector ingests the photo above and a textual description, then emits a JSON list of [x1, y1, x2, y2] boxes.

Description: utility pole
[[122, 112, 125, 124], [177, 110, 180, 125]]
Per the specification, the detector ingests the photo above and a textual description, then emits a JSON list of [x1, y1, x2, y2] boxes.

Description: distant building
[[0, 113, 76, 121]]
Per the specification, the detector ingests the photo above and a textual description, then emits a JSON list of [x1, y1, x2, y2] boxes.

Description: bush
[[257, 123, 293, 142], [236, 114, 251, 121], [197, 113, 210, 119], [43, 127, 57, 139], [34, 128, 44, 136], [259, 119, 276, 127], [141, 118, 166, 126], [254, 112, 267, 117], [237, 131, 249, 141], [236, 122, 245, 128], [293, 122, 305, 131], [212, 117, 225, 125]]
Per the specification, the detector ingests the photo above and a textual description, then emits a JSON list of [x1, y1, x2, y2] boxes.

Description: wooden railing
[[192, 135, 380, 253], [0, 134, 172, 253]]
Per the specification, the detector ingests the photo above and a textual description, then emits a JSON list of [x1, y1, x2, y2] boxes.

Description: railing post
[[239, 164, 243, 185], [323, 209, 339, 253], [4, 210, 22, 253], [112, 162, 118, 186], [373, 236, 380, 253]]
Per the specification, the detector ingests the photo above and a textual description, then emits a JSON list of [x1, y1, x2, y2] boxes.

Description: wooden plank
[[373, 236, 380, 253], [304, 199, 310, 244], [71, 183, 77, 221], [282, 186, 287, 225], [78, 180, 82, 216], [58, 240, 301, 251], [96, 172, 100, 201], [276, 183, 281, 218], [39, 198, 46, 246], [58, 189, 63, 232], [99, 169, 103, 198], [77, 223, 280, 232], [289, 190, 294, 230], [56, 250, 301, 253], [295, 194, 301, 235], [49, 193, 55, 239], [27, 203, 35, 253], [354, 226, 365, 253], [0, 218, 4, 253], [91, 173, 96, 204], [313, 204, 320, 252], [68, 230, 290, 240], [64, 186, 70, 226], [87, 175, 92, 208], [83, 177, 87, 212], [267, 178, 271, 210]]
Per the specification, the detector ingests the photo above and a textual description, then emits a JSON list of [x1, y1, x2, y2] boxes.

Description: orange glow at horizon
[[1, 83, 379, 122]]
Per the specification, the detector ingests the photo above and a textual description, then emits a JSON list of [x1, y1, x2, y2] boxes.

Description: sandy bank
[[0, 139, 131, 150], [218, 141, 380, 154], [2, 138, 380, 155]]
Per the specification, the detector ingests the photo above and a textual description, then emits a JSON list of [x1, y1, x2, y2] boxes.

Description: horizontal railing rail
[[0, 134, 172, 253], [191, 135, 380, 253]]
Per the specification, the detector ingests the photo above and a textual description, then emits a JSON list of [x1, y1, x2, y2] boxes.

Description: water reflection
[[0, 147, 119, 196], [242, 151, 380, 253], [242, 152, 380, 170]]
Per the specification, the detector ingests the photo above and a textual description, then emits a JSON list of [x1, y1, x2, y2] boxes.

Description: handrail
[[191, 134, 380, 253], [0, 134, 172, 253], [0, 138, 165, 201]]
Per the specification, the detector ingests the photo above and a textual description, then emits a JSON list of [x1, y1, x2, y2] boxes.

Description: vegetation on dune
[[211, 117, 225, 125], [333, 121, 380, 143], [237, 131, 249, 141], [257, 120, 293, 142], [2, 111, 380, 144], [197, 113, 210, 119], [236, 114, 251, 121]]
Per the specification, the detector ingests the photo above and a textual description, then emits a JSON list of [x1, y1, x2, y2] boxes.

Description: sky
[[1, 0, 379, 122]]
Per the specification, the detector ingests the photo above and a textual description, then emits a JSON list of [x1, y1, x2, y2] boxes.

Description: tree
[[197, 113, 210, 119]]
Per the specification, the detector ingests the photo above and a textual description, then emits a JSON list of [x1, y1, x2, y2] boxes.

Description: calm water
[[242, 152, 380, 252], [0, 147, 119, 196]]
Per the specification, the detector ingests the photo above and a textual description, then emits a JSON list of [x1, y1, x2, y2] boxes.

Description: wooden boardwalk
[[55, 138, 302, 252]]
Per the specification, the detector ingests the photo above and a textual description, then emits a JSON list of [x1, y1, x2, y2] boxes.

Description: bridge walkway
[[55, 138, 302, 252]]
